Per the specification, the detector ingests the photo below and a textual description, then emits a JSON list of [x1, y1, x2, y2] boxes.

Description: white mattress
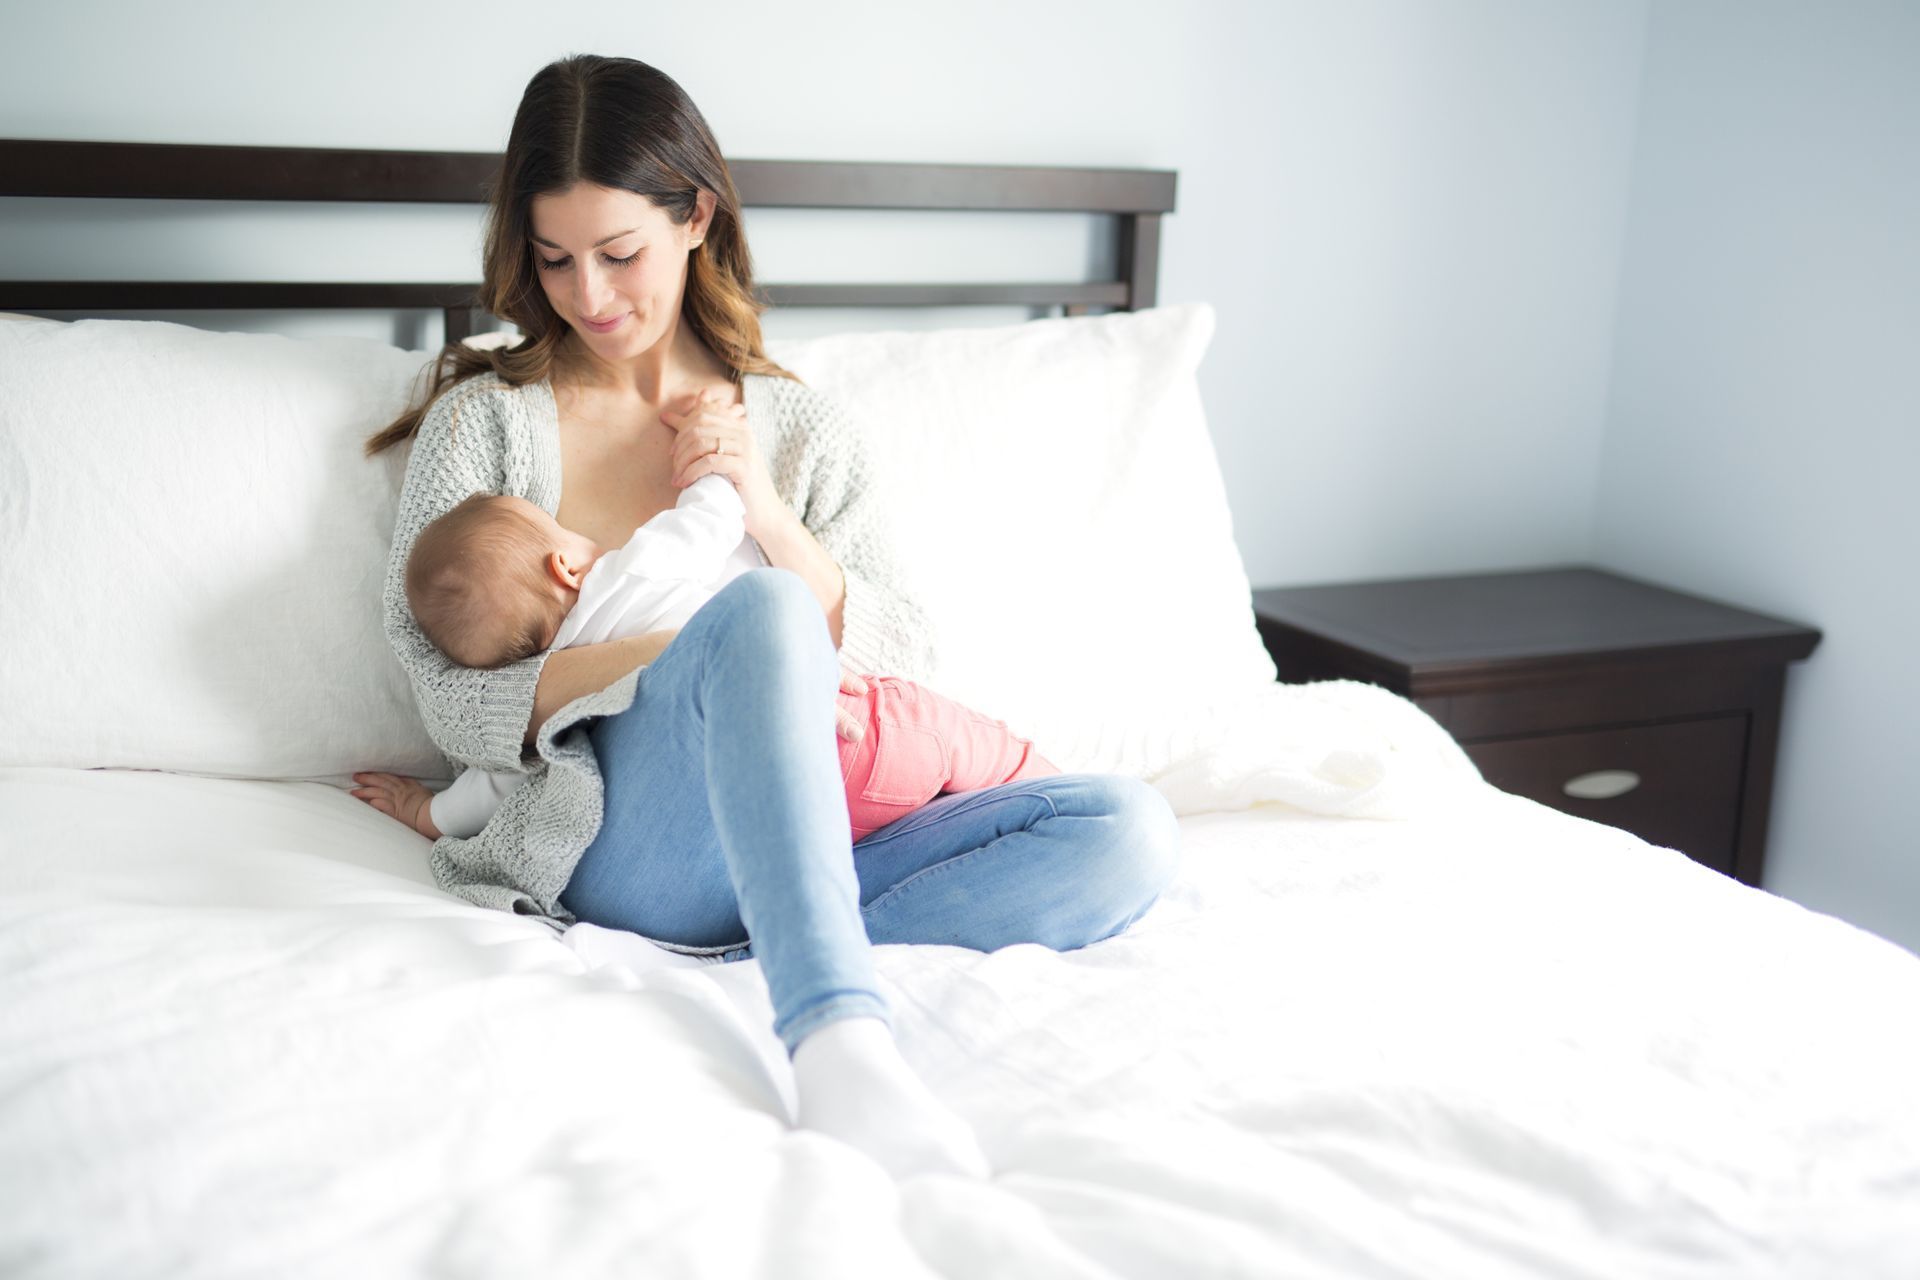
[[3, 764, 1918, 1278]]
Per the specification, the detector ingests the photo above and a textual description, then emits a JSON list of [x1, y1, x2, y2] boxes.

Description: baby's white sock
[[790, 1015, 991, 1181]]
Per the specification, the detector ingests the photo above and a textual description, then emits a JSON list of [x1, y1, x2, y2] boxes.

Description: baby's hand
[[351, 771, 443, 840]]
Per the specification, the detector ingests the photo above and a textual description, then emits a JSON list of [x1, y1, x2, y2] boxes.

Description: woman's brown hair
[[364, 54, 797, 457]]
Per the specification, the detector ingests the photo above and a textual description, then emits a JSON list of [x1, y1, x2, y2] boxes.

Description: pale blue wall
[[1595, 1, 1920, 954], [0, 0, 1650, 589], [21, 3, 1907, 951]]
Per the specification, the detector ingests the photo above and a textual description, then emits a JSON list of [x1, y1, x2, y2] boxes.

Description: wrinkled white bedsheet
[[3, 761, 1918, 1279]]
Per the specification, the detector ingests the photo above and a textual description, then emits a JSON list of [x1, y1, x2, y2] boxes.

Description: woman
[[353, 54, 1179, 1181]]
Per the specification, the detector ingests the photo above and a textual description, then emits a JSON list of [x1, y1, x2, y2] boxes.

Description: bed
[[3, 140, 1917, 1280]]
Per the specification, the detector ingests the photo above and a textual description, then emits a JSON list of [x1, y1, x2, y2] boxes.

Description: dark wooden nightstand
[[1250, 567, 1820, 886]]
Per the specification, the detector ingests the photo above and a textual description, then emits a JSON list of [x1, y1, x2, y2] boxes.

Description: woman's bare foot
[[350, 771, 442, 840]]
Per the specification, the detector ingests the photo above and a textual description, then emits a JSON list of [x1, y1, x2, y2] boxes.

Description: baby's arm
[[601, 474, 747, 583], [553, 476, 751, 647], [427, 767, 530, 839]]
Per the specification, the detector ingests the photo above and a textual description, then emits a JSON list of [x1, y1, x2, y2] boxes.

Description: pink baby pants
[[835, 675, 1060, 840]]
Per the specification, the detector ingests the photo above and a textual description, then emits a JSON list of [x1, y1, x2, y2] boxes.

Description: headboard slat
[[0, 139, 1175, 319], [3, 281, 1131, 311], [0, 140, 1175, 214]]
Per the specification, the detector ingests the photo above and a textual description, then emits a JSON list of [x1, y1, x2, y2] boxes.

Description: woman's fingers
[[673, 447, 742, 491], [659, 387, 714, 426], [664, 393, 769, 514], [669, 404, 752, 489], [660, 388, 745, 431], [835, 673, 869, 741]]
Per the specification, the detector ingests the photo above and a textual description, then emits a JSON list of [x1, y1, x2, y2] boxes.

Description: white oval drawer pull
[[1563, 770, 1641, 800]]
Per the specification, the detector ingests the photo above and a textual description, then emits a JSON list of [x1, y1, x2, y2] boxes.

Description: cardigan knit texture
[[381, 369, 935, 933]]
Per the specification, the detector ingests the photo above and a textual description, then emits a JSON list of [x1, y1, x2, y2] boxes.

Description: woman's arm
[[381, 379, 551, 771], [754, 509, 847, 647], [665, 390, 846, 644], [663, 380, 935, 679], [772, 385, 935, 680], [525, 629, 676, 745]]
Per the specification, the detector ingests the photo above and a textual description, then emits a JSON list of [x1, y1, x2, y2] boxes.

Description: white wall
[[1594, 0, 1920, 954], [0, 0, 1649, 590]]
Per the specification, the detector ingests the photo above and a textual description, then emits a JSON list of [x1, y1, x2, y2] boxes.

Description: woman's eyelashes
[[536, 250, 641, 272]]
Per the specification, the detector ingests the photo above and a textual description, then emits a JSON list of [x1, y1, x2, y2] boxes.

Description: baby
[[377, 475, 1057, 842]]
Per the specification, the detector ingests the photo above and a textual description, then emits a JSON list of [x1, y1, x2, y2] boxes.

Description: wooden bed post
[[442, 306, 489, 345], [1123, 213, 1162, 311]]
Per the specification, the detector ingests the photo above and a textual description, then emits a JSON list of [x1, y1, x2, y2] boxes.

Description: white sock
[[561, 922, 723, 974], [790, 1016, 991, 1181]]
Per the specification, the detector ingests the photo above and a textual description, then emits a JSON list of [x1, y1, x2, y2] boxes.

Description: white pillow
[[0, 316, 446, 781], [0, 305, 1268, 783], [767, 303, 1277, 775]]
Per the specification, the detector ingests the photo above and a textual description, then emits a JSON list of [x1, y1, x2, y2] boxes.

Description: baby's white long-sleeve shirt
[[550, 474, 757, 647], [429, 476, 761, 839]]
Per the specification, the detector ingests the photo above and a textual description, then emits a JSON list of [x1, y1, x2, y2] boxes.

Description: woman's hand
[[836, 668, 869, 742], [351, 771, 443, 840], [662, 385, 849, 647], [662, 387, 789, 541]]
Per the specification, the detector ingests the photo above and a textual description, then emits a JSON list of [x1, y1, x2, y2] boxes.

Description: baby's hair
[[406, 493, 567, 669]]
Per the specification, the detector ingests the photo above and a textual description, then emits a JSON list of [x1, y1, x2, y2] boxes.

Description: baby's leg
[[869, 678, 1058, 801], [842, 678, 1063, 841], [889, 678, 1059, 791]]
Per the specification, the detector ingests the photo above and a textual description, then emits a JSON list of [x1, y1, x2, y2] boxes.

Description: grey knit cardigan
[[381, 370, 935, 933]]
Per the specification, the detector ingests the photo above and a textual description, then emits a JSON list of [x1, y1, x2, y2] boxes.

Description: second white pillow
[[768, 303, 1276, 775]]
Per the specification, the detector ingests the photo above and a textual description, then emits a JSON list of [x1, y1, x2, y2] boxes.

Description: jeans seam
[[858, 792, 1060, 922], [854, 784, 1061, 854]]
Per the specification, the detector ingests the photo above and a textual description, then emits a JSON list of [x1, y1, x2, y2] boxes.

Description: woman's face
[[527, 182, 709, 365]]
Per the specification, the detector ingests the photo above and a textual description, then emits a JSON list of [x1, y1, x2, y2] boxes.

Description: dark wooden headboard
[[0, 139, 1175, 340]]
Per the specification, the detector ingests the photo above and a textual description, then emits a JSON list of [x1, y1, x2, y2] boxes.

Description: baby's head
[[406, 493, 601, 669]]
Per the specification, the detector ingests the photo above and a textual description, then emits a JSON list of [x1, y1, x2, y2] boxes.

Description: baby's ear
[[546, 548, 587, 590]]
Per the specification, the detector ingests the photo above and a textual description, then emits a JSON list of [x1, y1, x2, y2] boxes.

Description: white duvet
[[4, 687, 1918, 1279]]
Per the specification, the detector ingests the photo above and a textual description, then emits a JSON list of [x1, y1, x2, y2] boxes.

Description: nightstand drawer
[[1462, 716, 1748, 875]]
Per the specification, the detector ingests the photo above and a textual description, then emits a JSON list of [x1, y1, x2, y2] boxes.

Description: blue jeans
[[557, 569, 1180, 1054]]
